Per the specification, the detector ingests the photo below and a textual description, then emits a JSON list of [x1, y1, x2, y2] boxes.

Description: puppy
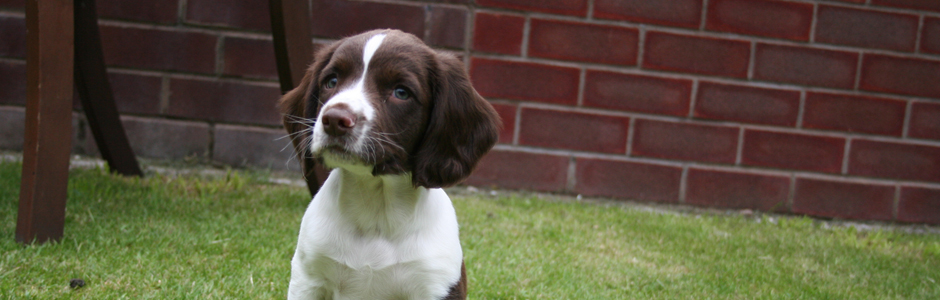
[[278, 29, 500, 300]]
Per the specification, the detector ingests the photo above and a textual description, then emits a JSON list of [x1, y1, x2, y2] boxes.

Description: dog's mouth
[[318, 143, 359, 159], [314, 141, 372, 168], [311, 128, 409, 173]]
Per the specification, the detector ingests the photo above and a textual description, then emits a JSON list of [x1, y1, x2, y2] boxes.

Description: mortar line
[[841, 138, 852, 175], [215, 36, 225, 75], [679, 165, 689, 204], [735, 127, 745, 165], [521, 15, 531, 58], [809, 3, 819, 43], [577, 68, 587, 107], [636, 26, 646, 68], [688, 79, 699, 118], [566, 157, 577, 192], [463, 5, 475, 67], [626, 118, 636, 156], [893, 185, 901, 221], [915, 15, 925, 53], [207, 122, 216, 160], [788, 175, 797, 211], [796, 90, 806, 128], [902, 100, 913, 138], [853, 52, 864, 90], [159, 77, 171, 114], [700, 0, 710, 30], [177, 0, 187, 25], [747, 41, 756, 80], [512, 105, 522, 145], [586, 0, 595, 20]]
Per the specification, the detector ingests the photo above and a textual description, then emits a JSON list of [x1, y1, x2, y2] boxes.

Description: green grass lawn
[[1, 159, 939, 299]]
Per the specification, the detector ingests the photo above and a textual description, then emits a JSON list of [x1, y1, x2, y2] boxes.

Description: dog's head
[[279, 29, 501, 189]]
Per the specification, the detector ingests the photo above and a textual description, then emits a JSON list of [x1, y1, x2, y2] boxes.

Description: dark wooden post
[[269, 0, 314, 94], [74, 0, 142, 177], [270, 0, 327, 196], [17, 0, 75, 244]]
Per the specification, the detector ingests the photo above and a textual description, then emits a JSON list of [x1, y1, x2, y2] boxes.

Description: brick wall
[[1, 0, 939, 224]]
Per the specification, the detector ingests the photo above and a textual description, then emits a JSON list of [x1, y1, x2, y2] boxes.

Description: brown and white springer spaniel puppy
[[278, 29, 500, 300]]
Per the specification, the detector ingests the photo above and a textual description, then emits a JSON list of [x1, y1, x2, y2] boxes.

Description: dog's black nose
[[322, 108, 356, 136]]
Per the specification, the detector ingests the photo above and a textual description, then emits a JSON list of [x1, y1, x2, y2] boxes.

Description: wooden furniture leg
[[17, 0, 142, 244], [74, 0, 142, 177], [270, 0, 328, 196], [17, 0, 75, 244]]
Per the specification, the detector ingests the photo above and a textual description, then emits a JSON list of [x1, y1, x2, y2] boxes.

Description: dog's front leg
[[287, 258, 327, 300]]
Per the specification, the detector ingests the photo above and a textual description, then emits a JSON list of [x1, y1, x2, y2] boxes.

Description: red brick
[[693, 81, 800, 127], [803, 92, 906, 136], [899, 187, 940, 224], [0, 15, 25, 58], [472, 12, 525, 55], [97, 0, 178, 24], [860, 54, 940, 99], [470, 58, 580, 105], [310, 0, 425, 39], [583, 70, 692, 116], [477, 0, 588, 17], [593, 0, 702, 29], [528, 19, 638, 66], [815, 6, 918, 52], [909, 102, 940, 140], [922, 17, 940, 54], [753, 44, 858, 89], [427, 6, 467, 49], [465, 150, 570, 191], [631, 119, 739, 164], [186, 0, 270, 31], [793, 178, 894, 221], [685, 168, 790, 211], [575, 158, 682, 203], [643, 31, 750, 78], [99, 25, 217, 74], [848, 139, 940, 182], [742, 130, 845, 173], [706, 0, 814, 41], [490, 103, 516, 144], [872, 0, 940, 13], [214, 124, 298, 171], [0, 61, 25, 106], [166, 78, 281, 126], [108, 72, 162, 115], [223, 37, 277, 80], [518, 108, 630, 154]]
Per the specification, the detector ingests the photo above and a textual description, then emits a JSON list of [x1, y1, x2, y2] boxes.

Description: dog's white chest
[[288, 171, 463, 300], [305, 243, 441, 300]]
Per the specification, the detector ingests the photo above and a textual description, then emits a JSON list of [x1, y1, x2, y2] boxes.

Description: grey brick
[[212, 124, 299, 171]]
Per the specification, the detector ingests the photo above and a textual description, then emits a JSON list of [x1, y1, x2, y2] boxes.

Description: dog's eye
[[393, 87, 411, 100], [324, 76, 338, 89]]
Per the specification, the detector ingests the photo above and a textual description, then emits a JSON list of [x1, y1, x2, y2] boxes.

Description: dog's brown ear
[[278, 42, 340, 168], [412, 54, 501, 188]]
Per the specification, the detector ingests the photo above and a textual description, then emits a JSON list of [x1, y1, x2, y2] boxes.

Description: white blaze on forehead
[[362, 33, 386, 71]]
